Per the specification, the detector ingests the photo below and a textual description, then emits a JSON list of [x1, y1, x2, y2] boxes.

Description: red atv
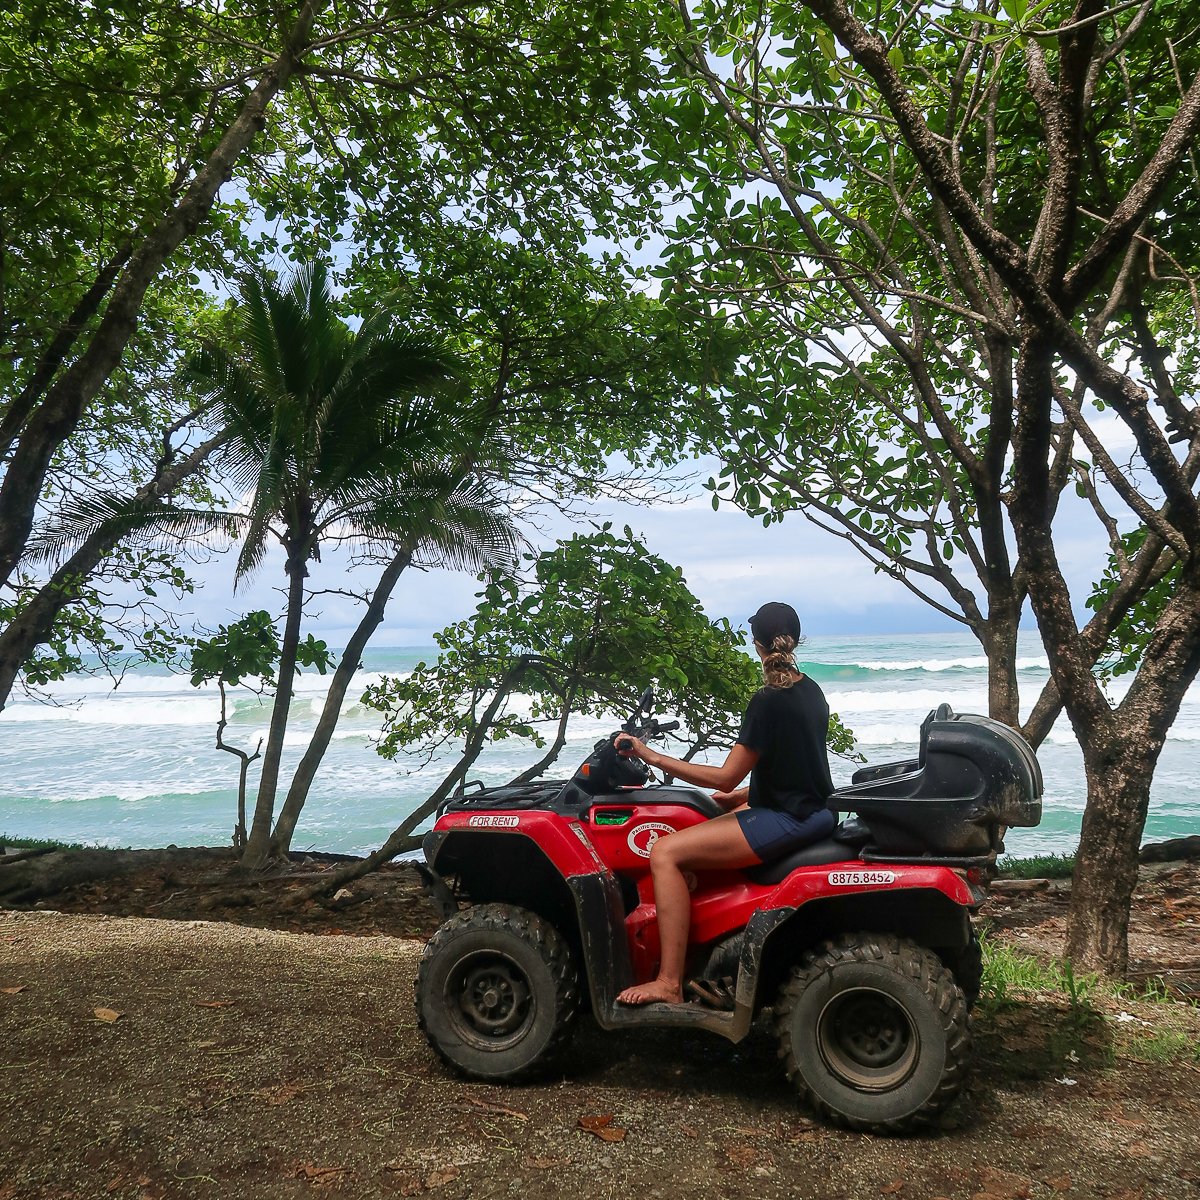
[[413, 691, 1042, 1133]]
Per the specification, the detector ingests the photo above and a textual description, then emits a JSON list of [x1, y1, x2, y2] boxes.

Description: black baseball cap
[[748, 601, 802, 647]]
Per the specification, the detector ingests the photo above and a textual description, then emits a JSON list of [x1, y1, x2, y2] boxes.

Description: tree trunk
[[214, 680, 260, 851], [236, 756, 252, 850], [241, 556, 308, 870], [1066, 739, 1160, 975], [1066, 569, 1200, 974], [268, 549, 413, 857], [981, 604, 1021, 727], [0, 244, 132, 460], [1008, 341, 1200, 976], [1006, 331, 1136, 976]]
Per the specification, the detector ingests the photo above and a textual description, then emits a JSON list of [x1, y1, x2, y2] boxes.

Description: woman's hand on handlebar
[[613, 733, 658, 767]]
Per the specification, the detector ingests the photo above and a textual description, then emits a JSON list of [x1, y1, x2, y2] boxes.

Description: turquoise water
[[1, 632, 1196, 857]]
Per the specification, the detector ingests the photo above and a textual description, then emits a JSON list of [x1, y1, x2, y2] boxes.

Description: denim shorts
[[735, 805, 836, 862]]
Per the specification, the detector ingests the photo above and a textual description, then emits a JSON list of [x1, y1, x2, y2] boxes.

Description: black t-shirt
[[736, 675, 835, 818]]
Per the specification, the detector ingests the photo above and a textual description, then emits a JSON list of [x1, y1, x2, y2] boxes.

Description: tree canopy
[[0, 0, 704, 702]]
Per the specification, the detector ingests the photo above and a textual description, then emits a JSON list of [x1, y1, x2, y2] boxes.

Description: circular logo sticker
[[626, 821, 675, 858]]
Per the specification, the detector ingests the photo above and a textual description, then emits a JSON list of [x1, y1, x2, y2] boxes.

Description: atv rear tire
[[773, 932, 971, 1134], [416, 903, 579, 1081]]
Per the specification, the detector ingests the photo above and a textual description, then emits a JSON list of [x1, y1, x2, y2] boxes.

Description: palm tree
[[186, 260, 517, 868]]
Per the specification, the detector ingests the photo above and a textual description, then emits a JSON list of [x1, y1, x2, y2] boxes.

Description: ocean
[[1, 631, 1196, 858]]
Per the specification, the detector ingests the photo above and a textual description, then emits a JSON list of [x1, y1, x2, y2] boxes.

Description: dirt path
[[3, 911, 1198, 1200]]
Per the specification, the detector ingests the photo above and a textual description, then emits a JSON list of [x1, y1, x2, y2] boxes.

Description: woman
[[614, 601, 836, 1006]]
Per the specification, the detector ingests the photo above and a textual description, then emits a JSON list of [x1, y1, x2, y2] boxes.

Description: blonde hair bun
[[763, 634, 798, 688]]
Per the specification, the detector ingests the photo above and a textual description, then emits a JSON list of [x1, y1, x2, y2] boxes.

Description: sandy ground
[[2, 907, 1199, 1200]]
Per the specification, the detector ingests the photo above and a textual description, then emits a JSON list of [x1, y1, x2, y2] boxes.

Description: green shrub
[[1, 833, 94, 852], [997, 852, 1076, 879]]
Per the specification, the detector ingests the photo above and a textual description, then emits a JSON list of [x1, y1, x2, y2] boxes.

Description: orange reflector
[[580, 763, 590, 777]]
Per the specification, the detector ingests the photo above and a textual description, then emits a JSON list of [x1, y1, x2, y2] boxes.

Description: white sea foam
[[841, 723, 920, 747], [279, 727, 371, 748], [3, 635, 1198, 856], [2, 686, 389, 730], [3, 696, 220, 727], [825, 687, 988, 715], [848, 655, 1050, 673], [39, 673, 206, 699]]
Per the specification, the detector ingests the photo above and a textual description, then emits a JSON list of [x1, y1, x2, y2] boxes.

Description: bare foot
[[616, 978, 685, 1006]]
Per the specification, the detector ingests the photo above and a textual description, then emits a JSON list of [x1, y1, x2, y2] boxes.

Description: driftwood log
[[0, 847, 233, 906], [1139, 836, 1200, 863]]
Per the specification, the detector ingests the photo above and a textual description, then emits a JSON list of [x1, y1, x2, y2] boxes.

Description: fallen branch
[[0, 846, 233, 906], [0, 847, 56, 866]]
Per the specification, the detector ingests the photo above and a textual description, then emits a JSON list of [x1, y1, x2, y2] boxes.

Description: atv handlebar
[[616, 718, 681, 754]]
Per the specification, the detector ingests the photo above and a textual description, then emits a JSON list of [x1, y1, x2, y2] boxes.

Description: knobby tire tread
[[416, 902, 579, 1082], [942, 923, 983, 1010], [773, 931, 972, 1134]]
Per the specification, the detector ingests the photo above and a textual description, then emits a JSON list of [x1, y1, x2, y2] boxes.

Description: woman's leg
[[616, 811, 760, 1006]]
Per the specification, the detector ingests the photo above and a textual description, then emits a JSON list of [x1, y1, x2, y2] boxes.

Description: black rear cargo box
[[831, 704, 1043, 856]]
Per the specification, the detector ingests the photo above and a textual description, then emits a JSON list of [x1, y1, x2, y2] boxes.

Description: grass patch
[[1113, 976, 1184, 1005], [982, 936, 1069, 999], [1120, 1028, 1200, 1064], [997, 852, 1076, 879], [1, 833, 94, 852], [980, 931, 1200, 1077], [981, 934, 1099, 1024]]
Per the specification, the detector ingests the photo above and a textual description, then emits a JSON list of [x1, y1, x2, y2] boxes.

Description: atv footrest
[[685, 976, 736, 1011], [597, 1000, 744, 1039]]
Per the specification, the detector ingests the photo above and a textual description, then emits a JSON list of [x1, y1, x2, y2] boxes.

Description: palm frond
[[312, 362, 472, 510], [233, 506, 275, 582], [184, 256, 518, 593], [28, 493, 243, 564], [255, 273, 315, 409], [345, 479, 522, 574], [293, 260, 347, 403]]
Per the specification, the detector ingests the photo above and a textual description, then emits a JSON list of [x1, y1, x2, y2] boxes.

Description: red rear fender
[[761, 861, 976, 910]]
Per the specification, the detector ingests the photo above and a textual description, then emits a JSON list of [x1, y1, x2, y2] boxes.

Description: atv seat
[[744, 836, 862, 885]]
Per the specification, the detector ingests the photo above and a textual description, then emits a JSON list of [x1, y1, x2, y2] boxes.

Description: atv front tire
[[773, 932, 971, 1134], [416, 903, 579, 1081]]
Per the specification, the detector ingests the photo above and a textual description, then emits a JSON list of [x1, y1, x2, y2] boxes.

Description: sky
[[184, 451, 1115, 650]]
